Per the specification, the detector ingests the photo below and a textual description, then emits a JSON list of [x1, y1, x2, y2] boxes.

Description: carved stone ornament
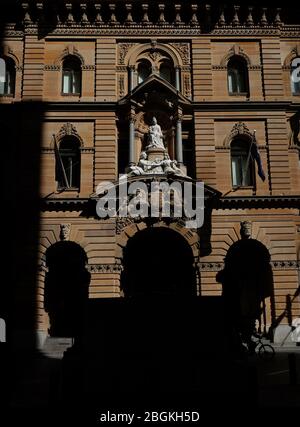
[[118, 43, 136, 65], [60, 223, 71, 241], [224, 122, 253, 147], [240, 220, 252, 239], [170, 43, 191, 65], [56, 122, 83, 146]]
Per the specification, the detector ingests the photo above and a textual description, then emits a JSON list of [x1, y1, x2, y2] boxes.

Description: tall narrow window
[[227, 56, 249, 95], [160, 61, 174, 86], [62, 56, 81, 95], [0, 57, 15, 96], [57, 137, 81, 189], [291, 57, 300, 95], [231, 139, 253, 187], [137, 60, 151, 84]]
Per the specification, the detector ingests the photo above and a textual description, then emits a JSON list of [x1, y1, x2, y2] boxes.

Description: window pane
[[138, 63, 151, 84], [73, 70, 81, 94], [160, 65, 172, 83], [63, 72, 71, 93], [241, 155, 251, 186]]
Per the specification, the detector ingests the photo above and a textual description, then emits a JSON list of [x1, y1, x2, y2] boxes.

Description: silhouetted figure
[[217, 221, 273, 355]]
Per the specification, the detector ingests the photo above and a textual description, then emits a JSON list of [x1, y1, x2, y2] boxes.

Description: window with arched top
[[62, 56, 82, 95], [291, 57, 300, 95], [0, 57, 15, 96], [227, 56, 249, 95], [231, 139, 253, 187], [137, 60, 152, 85], [159, 61, 175, 86], [57, 137, 81, 190]]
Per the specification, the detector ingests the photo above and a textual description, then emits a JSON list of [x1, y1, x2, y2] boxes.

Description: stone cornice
[[40, 195, 300, 212], [216, 195, 300, 210], [6, 24, 300, 38]]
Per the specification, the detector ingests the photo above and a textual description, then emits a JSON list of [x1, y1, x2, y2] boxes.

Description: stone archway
[[120, 226, 197, 298]]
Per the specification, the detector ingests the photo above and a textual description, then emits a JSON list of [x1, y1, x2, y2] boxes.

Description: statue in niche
[[146, 117, 165, 150]]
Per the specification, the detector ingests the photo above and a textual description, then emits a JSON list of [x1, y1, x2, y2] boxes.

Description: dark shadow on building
[[216, 235, 274, 353], [45, 241, 90, 339]]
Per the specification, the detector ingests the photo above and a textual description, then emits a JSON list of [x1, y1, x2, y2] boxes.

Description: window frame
[[230, 139, 254, 188], [227, 56, 249, 96], [0, 56, 16, 97], [61, 56, 82, 96], [57, 137, 81, 191]]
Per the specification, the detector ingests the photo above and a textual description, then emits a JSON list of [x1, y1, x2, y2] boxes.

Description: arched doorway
[[121, 227, 196, 298]]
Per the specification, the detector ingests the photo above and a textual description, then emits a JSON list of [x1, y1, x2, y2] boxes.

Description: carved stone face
[[152, 117, 157, 125], [240, 221, 252, 239], [60, 223, 71, 241]]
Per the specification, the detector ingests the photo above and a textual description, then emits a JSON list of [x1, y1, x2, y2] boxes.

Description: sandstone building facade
[[1, 0, 300, 348]]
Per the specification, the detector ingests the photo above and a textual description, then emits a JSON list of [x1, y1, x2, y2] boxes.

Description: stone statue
[[127, 151, 164, 176], [161, 152, 185, 176], [146, 117, 165, 150]]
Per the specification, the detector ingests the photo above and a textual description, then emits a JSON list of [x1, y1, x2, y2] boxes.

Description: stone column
[[175, 110, 183, 164], [129, 106, 136, 164], [175, 66, 181, 91]]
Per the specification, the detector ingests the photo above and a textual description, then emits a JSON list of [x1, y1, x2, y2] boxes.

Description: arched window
[[57, 137, 81, 189], [62, 56, 82, 95], [291, 57, 300, 95], [0, 57, 15, 96], [227, 56, 249, 95], [137, 60, 151, 84], [160, 61, 175, 85], [231, 139, 253, 187]]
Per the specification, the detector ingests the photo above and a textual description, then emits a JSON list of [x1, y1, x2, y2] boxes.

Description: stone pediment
[[118, 74, 191, 108]]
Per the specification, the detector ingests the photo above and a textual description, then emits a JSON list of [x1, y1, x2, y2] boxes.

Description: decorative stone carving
[[118, 43, 136, 65], [44, 65, 61, 71], [170, 43, 190, 65], [119, 74, 125, 97], [55, 45, 84, 66], [56, 123, 83, 146], [220, 44, 251, 67], [240, 221, 252, 239], [87, 264, 123, 273], [60, 223, 71, 241], [224, 122, 253, 148], [81, 65, 95, 70]]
